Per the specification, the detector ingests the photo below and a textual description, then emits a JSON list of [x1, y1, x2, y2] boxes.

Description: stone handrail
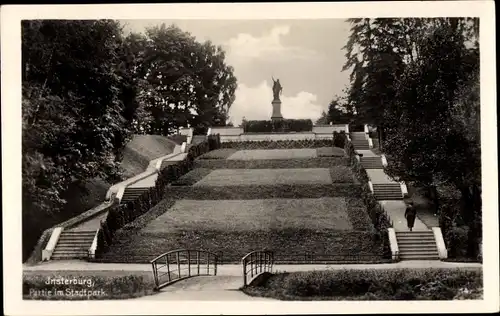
[[400, 182, 408, 197], [88, 228, 100, 259], [387, 228, 400, 261], [432, 227, 448, 259], [105, 147, 183, 203], [368, 181, 374, 193], [42, 227, 63, 261], [106, 168, 158, 203], [381, 154, 388, 167], [179, 127, 194, 145]]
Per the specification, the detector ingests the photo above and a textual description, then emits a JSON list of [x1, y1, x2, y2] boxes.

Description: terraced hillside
[[24, 134, 184, 262], [98, 147, 390, 263]]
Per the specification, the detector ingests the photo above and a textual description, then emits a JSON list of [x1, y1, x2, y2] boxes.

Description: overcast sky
[[121, 19, 351, 125]]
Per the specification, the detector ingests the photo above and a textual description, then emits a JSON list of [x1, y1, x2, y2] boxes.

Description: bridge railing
[[241, 250, 274, 287], [150, 249, 218, 291]]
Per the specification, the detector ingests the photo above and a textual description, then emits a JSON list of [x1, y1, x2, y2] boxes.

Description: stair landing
[[379, 201, 428, 231]]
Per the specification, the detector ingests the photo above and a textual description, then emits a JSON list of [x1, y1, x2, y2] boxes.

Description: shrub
[[333, 131, 346, 148], [337, 133, 390, 232], [194, 157, 350, 170], [221, 139, 333, 150], [445, 226, 469, 258], [243, 119, 313, 133], [243, 268, 482, 300]]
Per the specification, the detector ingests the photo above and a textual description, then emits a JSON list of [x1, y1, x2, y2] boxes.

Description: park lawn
[[316, 147, 346, 157], [193, 168, 332, 186], [227, 148, 318, 160], [99, 229, 385, 263], [98, 197, 382, 263], [23, 270, 156, 300], [146, 198, 354, 232], [198, 148, 239, 160], [171, 168, 213, 186], [190, 167, 355, 187]]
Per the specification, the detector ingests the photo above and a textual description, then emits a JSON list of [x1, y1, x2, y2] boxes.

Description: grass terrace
[[97, 145, 389, 264]]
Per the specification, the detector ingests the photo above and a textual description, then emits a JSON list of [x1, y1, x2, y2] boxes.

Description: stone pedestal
[[271, 100, 283, 121]]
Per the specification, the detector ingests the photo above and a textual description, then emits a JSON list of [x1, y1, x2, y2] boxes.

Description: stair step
[[399, 249, 438, 253], [55, 243, 92, 248], [399, 247, 438, 252], [397, 235, 435, 239], [52, 253, 88, 257], [58, 238, 94, 241], [397, 240, 436, 245], [396, 231, 434, 235], [399, 255, 439, 260], [398, 243, 437, 248]]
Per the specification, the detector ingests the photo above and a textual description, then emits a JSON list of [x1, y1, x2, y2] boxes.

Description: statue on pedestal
[[272, 77, 283, 101], [271, 77, 284, 121]]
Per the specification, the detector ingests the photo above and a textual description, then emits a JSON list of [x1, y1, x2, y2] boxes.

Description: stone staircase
[[360, 156, 384, 169], [121, 187, 151, 204], [192, 135, 207, 145], [372, 183, 403, 200], [51, 231, 95, 260], [350, 133, 370, 150], [396, 231, 439, 260]]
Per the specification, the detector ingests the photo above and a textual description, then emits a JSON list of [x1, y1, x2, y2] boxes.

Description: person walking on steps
[[405, 202, 416, 231]]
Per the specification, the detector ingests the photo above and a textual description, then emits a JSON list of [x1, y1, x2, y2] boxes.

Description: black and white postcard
[[2, 1, 498, 315]]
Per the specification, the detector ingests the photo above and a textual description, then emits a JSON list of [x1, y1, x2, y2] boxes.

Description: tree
[[22, 20, 139, 260], [342, 17, 481, 257], [133, 24, 237, 135], [327, 96, 352, 124], [315, 111, 329, 125], [380, 19, 481, 257], [342, 18, 406, 142]]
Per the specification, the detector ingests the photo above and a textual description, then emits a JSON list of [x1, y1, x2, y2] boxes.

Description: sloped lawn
[[98, 197, 383, 263]]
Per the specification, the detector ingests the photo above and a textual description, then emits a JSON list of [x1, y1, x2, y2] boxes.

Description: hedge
[[242, 268, 483, 300], [333, 131, 347, 148], [194, 157, 350, 170], [95, 134, 221, 258], [243, 119, 313, 133], [165, 184, 363, 200], [334, 133, 391, 258], [221, 139, 333, 150]]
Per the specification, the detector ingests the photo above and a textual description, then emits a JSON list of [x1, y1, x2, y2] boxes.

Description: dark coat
[[405, 206, 416, 228]]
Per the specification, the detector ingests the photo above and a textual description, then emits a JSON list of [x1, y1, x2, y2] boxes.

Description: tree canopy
[[342, 17, 481, 257], [22, 20, 236, 260]]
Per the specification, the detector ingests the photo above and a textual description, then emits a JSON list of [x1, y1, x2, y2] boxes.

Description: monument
[[271, 77, 284, 121]]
